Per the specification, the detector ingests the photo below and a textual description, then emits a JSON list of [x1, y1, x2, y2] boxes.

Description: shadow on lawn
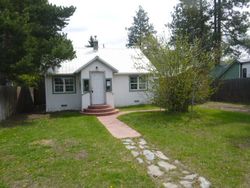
[[0, 111, 86, 128]]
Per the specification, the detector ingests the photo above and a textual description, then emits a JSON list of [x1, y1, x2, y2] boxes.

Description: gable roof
[[74, 56, 118, 73], [47, 48, 150, 75]]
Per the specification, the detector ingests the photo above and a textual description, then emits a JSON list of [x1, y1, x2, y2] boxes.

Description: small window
[[129, 75, 147, 91], [83, 79, 89, 92], [243, 68, 247, 78], [106, 79, 112, 92], [53, 77, 75, 93]]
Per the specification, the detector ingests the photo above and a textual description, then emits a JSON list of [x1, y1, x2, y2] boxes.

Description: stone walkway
[[122, 138, 211, 188], [98, 110, 211, 188]]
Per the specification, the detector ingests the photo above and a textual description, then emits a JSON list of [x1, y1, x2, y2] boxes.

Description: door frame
[[89, 71, 106, 105]]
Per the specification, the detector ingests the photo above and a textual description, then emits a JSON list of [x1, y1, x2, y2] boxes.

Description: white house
[[45, 45, 151, 114]]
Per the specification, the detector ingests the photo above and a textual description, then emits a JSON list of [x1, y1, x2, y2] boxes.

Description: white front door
[[91, 72, 105, 105]]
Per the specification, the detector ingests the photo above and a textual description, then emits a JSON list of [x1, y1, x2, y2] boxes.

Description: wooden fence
[[0, 86, 17, 121], [211, 78, 250, 104]]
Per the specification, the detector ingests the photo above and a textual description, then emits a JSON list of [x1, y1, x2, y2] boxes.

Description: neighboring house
[[212, 60, 250, 80], [45, 45, 151, 112]]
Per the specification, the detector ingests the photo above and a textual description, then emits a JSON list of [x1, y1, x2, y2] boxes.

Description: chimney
[[93, 36, 98, 51]]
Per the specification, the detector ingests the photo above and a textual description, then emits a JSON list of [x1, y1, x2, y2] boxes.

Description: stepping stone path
[[121, 138, 211, 188]]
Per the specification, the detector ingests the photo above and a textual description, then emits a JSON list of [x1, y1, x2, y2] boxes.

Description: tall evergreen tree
[[0, 0, 76, 85], [169, 0, 212, 50], [169, 0, 250, 61], [213, 0, 250, 61], [85, 35, 95, 47], [126, 5, 156, 47]]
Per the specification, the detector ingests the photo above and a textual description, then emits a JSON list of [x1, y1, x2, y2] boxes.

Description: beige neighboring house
[[45, 45, 151, 112]]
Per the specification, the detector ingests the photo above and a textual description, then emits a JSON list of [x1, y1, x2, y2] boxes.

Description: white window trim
[[129, 75, 147, 91], [53, 76, 76, 94]]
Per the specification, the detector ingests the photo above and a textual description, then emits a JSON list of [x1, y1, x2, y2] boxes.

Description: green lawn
[[0, 112, 155, 188], [119, 108, 250, 188], [118, 104, 161, 112]]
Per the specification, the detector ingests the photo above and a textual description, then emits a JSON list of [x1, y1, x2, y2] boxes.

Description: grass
[[118, 104, 161, 112], [119, 107, 250, 188], [0, 112, 155, 188]]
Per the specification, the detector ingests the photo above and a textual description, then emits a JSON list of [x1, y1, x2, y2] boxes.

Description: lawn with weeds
[[0, 112, 155, 188], [119, 108, 250, 188]]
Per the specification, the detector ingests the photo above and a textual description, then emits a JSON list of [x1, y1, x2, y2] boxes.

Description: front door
[[90, 72, 105, 105]]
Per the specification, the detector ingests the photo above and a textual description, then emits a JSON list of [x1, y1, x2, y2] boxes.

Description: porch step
[[81, 105, 119, 116]]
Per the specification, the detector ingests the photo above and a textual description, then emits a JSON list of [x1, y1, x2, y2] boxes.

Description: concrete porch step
[[81, 104, 119, 116]]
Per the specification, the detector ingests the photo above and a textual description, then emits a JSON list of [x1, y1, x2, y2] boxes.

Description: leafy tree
[[141, 36, 214, 112], [126, 5, 156, 47], [169, 0, 212, 51], [0, 0, 76, 85]]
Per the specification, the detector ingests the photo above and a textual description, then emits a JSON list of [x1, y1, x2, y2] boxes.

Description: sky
[[48, 0, 179, 48]]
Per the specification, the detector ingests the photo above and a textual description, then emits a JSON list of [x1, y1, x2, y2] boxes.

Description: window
[[106, 79, 112, 92], [129, 75, 147, 91], [53, 77, 75, 93], [83, 79, 89, 92], [243, 68, 247, 78]]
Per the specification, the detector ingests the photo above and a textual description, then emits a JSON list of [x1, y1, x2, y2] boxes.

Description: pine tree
[[0, 0, 76, 85], [213, 0, 250, 61], [127, 6, 156, 47], [169, 0, 250, 61], [86, 36, 95, 47], [169, 0, 212, 51]]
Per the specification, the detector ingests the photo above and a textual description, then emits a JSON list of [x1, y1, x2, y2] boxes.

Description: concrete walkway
[[97, 111, 141, 139]]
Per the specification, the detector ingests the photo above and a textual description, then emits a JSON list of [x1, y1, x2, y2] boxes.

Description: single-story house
[[45, 45, 151, 113], [211, 60, 250, 80]]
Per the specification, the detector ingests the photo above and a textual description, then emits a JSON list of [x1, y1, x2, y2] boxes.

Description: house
[[45, 44, 151, 113], [211, 60, 250, 80]]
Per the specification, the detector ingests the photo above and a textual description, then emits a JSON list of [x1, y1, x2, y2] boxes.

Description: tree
[[169, 0, 250, 62], [141, 36, 214, 112], [126, 5, 156, 48], [85, 35, 95, 47], [169, 0, 212, 51], [213, 0, 250, 62], [0, 0, 76, 85]]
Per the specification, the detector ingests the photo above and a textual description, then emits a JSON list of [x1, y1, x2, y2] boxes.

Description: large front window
[[129, 75, 147, 91], [53, 77, 75, 93]]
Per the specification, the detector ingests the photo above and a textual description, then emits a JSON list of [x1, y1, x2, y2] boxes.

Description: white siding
[[80, 59, 114, 109], [113, 74, 150, 107], [242, 63, 250, 77], [45, 75, 81, 112]]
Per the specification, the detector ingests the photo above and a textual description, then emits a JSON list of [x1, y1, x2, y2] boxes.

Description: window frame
[[242, 68, 247, 78], [106, 78, 112, 92], [82, 79, 90, 93], [52, 76, 76, 94], [129, 75, 147, 92]]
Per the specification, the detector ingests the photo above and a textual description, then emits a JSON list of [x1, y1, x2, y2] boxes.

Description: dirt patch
[[200, 102, 250, 114], [31, 139, 56, 147], [30, 139, 88, 160], [74, 150, 88, 160]]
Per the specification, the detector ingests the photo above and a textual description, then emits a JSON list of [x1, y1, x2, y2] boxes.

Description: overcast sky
[[49, 0, 179, 48]]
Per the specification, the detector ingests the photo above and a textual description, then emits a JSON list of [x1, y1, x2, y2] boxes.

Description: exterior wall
[[242, 63, 250, 78], [45, 74, 81, 112], [221, 63, 240, 80], [80, 60, 114, 109], [113, 74, 150, 107]]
